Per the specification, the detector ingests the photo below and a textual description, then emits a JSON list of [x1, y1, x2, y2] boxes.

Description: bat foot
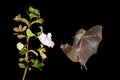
[[80, 65, 87, 70], [84, 66, 87, 70], [80, 65, 83, 69]]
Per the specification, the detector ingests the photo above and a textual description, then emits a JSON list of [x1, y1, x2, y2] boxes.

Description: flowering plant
[[13, 6, 55, 80]]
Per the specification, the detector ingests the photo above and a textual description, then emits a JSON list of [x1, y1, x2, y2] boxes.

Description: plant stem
[[22, 36, 29, 80], [22, 68, 28, 80]]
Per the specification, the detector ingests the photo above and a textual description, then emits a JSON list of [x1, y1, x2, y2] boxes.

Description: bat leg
[[81, 65, 83, 69], [84, 65, 87, 70], [80, 64, 87, 70], [79, 59, 87, 70]]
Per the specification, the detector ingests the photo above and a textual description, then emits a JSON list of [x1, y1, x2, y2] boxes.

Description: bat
[[60, 25, 103, 70]]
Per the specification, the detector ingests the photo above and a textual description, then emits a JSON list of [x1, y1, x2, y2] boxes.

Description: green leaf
[[26, 29, 35, 38], [28, 50, 38, 56], [37, 26, 43, 35], [30, 59, 35, 63], [22, 26, 27, 31], [13, 14, 21, 21], [13, 14, 29, 26], [29, 13, 38, 19], [29, 6, 36, 13], [37, 47, 47, 60], [34, 59, 39, 64], [39, 26, 43, 32], [31, 19, 44, 25], [19, 48, 26, 55], [13, 27, 19, 32], [29, 6, 40, 16], [39, 52, 47, 60], [18, 63, 26, 68], [30, 58, 38, 64], [35, 63, 45, 68], [17, 34, 26, 39], [30, 58, 45, 69], [20, 18, 29, 26], [19, 58, 25, 62]]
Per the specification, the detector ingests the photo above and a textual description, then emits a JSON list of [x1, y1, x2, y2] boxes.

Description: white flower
[[16, 42, 24, 50], [37, 32, 55, 48]]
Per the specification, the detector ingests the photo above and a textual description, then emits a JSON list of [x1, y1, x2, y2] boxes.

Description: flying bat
[[60, 25, 103, 70]]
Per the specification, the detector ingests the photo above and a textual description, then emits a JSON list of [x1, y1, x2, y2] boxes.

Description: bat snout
[[60, 43, 68, 49]]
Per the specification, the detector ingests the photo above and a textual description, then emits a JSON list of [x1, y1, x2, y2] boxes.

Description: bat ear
[[60, 42, 64, 48], [60, 42, 63, 46], [61, 42, 62, 45]]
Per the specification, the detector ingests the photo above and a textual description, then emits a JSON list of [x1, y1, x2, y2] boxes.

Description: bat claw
[[84, 66, 87, 70], [80, 65, 87, 70], [81, 65, 83, 69]]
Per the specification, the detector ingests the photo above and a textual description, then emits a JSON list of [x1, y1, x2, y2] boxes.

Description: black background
[[0, 0, 119, 80]]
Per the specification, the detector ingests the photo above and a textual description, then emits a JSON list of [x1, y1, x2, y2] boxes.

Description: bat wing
[[72, 28, 86, 48], [76, 25, 103, 69]]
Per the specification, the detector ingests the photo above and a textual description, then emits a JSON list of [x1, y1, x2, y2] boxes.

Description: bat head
[[60, 43, 71, 53], [60, 43, 68, 48]]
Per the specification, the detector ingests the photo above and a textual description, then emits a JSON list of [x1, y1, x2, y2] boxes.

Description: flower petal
[[16, 42, 24, 50], [38, 32, 55, 48]]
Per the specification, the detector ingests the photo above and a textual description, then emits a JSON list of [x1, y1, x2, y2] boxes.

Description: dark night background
[[0, 0, 119, 80]]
